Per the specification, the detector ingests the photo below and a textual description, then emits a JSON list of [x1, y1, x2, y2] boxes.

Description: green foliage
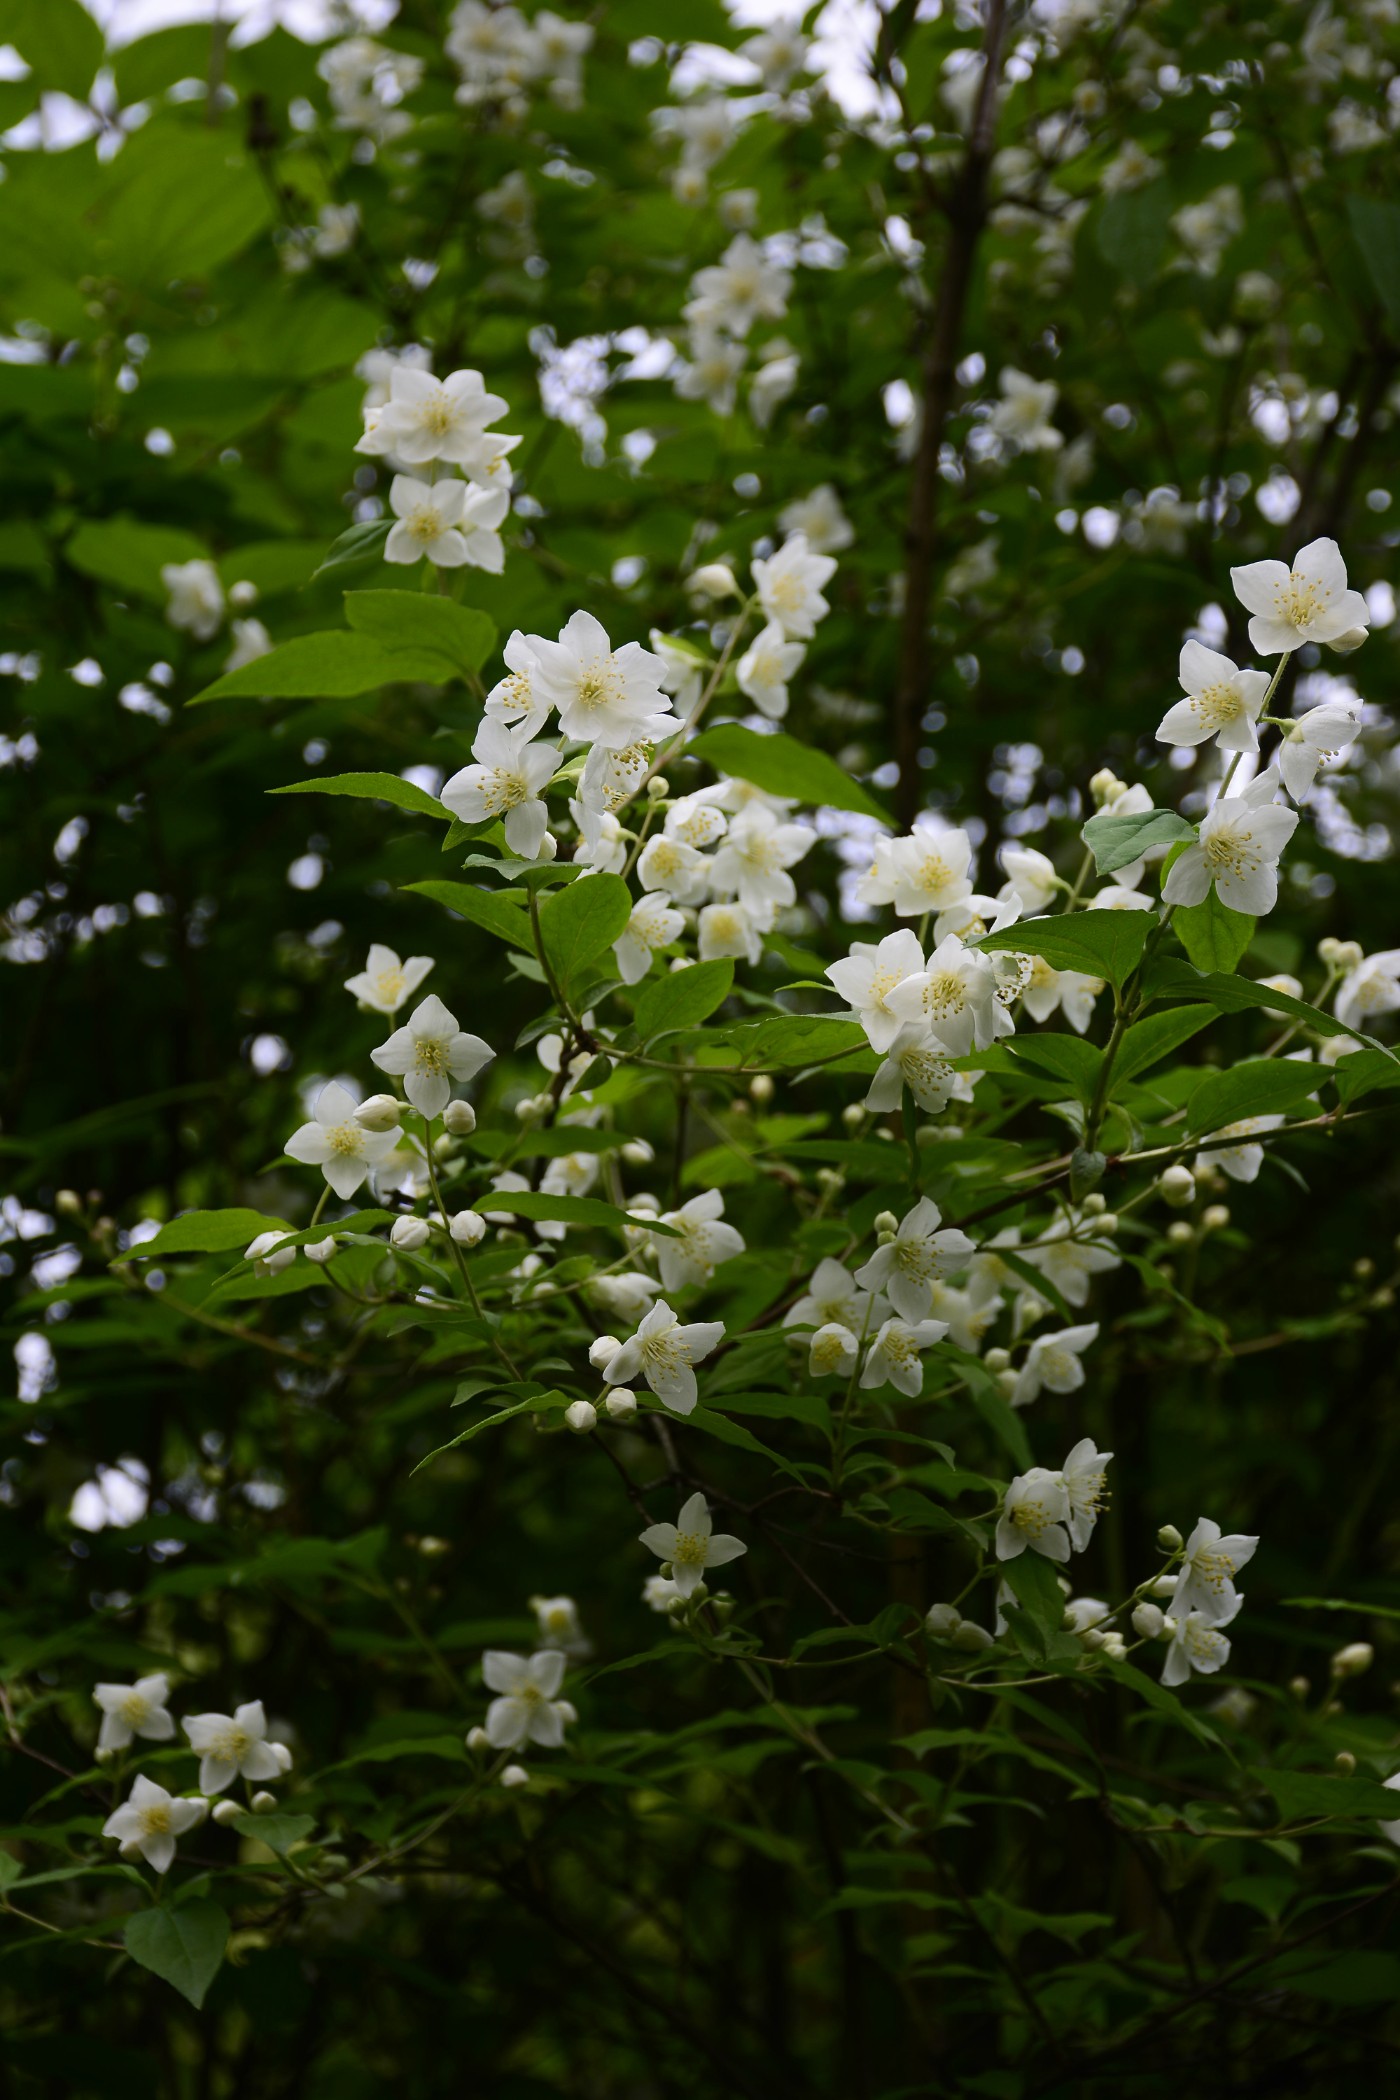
[[123, 1902, 229, 2011]]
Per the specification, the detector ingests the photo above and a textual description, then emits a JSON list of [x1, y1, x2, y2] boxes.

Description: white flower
[[1162, 772, 1299, 917], [1335, 948, 1400, 1033], [246, 1230, 296, 1279], [644, 1572, 684, 1613], [826, 928, 926, 1053], [604, 1299, 725, 1415], [371, 993, 494, 1118], [989, 368, 1062, 451], [1020, 956, 1102, 1035], [809, 1322, 859, 1377], [530, 1594, 590, 1657], [777, 483, 853, 555], [1012, 1323, 1099, 1408], [1169, 1517, 1258, 1624], [735, 621, 805, 720], [103, 1775, 207, 1873], [884, 935, 1007, 1057], [285, 1080, 399, 1200], [1161, 1597, 1242, 1688], [999, 846, 1058, 913], [590, 1270, 659, 1323], [344, 943, 434, 1016], [224, 617, 272, 672], [636, 832, 711, 905], [709, 806, 815, 917], [1231, 537, 1370, 656], [573, 802, 628, 873], [577, 738, 652, 816], [750, 342, 800, 427], [683, 234, 792, 337], [484, 630, 551, 735], [528, 610, 674, 750], [665, 791, 728, 851], [639, 1490, 747, 1598], [182, 1699, 288, 1794], [744, 18, 808, 89], [482, 1649, 572, 1749], [162, 559, 224, 641], [357, 365, 509, 469], [864, 1029, 966, 1116], [92, 1674, 176, 1753], [855, 1196, 976, 1323], [1277, 698, 1364, 800], [614, 892, 686, 984], [1022, 1215, 1121, 1308], [855, 827, 974, 918], [441, 719, 557, 857], [651, 1189, 745, 1292], [784, 1257, 875, 1336], [1090, 885, 1155, 912], [698, 900, 764, 966], [996, 1468, 1072, 1562], [1061, 1437, 1112, 1551], [1157, 641, 1271, 754], [859, 1315, 949, 1399], [1196, 1114, 1284, 1183], [675, 330, 747, 416], [385, 475, 475, 567], [750, 533, 836, 640]]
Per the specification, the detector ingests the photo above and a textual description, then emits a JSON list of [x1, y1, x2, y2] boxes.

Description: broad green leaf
[[6, 0, 104, 96], [402, 880, 534, 950], [687, 724, 891, 823], [230, 1812, 316, 1856], [190, 632, 461, 705], [538, 873, 632, 989], [344, 590, 496, 676], [1173, 889, 1254, 975], [66, 518, 206, 601], [1093, 180, 1173, 284], [1005, 1036, 1101, 1105], [1335, 1047, 1400, 1109], [122, 1209, 290, 1259], [483, 1190, 677, 1237], [1347, 196, 1400, 334], [123, 1900, 229, 2010], [1259, 1769, 1400, 1824], [980, 911, 1151, 991], [313, 519, 392, 578], [1114, 1004, 1215, 1085], [734, 1015, 869, 1070], [1185, 1058, 1321, 1138], [1002, 1554, 1079, 1664], [1101, 1658, 1223, 1750], [1143, 957, 1397, 1055], [1080, 805, 1195, 876], [634, 959, 733, 1039], [269, 772, 449, 820], [113, 24, 215, 102]]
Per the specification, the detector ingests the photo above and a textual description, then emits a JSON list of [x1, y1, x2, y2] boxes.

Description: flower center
[[1190, 1546, 1237, 1593], [673, 1529, 709, 1566], [922, 969, 967, 1018], [413, 1037, 449, 1075], [328, 1121, 363, 1157], [1192, 680, 1241, 728], [140, 1803, 173, 1836], [1202, 825, 1259, 878], [120, 1693, 149, 1725], [408, 505, 443, 542], [373, 967, 406, 1005]]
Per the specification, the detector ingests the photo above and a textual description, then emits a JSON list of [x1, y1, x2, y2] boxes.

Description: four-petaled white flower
[[826, 928, 926, 1053], [604, 1300, 725, 1415], [855, 1197, 976, 1323], [750, 534, 837, 640], [683, 234, 792, 337], [777, 483, 853, 555], [1157, 641, 1271, 754], [441, 719, 557, 857], [1230, 537, 1369, 655], [996, 1468, 1072, 1563], [103, 1775, 207, 1873], [1061, 1437, 1113, 1551], [1162, 773, 1298, 917], [371, 993, 493, 1119], [386, 474, 471, 566], [1012, 1323, 1099, 1409], [989, 368, 1062, 452], [636, 832, 711, 904], [1161, 1595, 1241, 1688], [182, 1699, 289, 1795], [859, 1315, 950, 1398], [482, 1649, 574, 1748], [162, 559, 224, 640], [528, 610, 674, 749], [651, 1189, 746, 1292], [285, 1080, 399, 1199], [784, 1256, 876, 1337], [1023, 1216, 1121, 1308], [698, 900, 765, 966], [93, 1674, 176, 1753], [885, 936, 1007, 1057], [344, 943, 434, 1016], [356, 365, 509, 469], [735, 621, 805, 719], [1020, 956, 1102, 1035], [639, 1490, 747, 1598], [614, 892, 687, 984], [709, 806, 815, 917], [864, 1029, 966, 1116], [809, 1321, 859, 1378], [1168, 1516, 1258, 1624], [856, 828, 974, 918]]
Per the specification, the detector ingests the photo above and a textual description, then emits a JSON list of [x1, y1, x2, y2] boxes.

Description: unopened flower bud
[[841, 1103, 865, 1130], [589, 1335, 622, 1370], [1081, 1193, 1106, 1215], [995, 1369, 1019, 1401], [94, 1745, 117, 1766], [1159, 1164, 1195, 1208], [355, 1092, 402, 1132], [689, 562, 739, 600], [605, 1387, 637, 1422], [815, 1166, 844, 1191], [1201, 1204, 1230, 1232], [1157, 1524, 1183, 1552], [1100, 1631, 1127, 1660], [55, 1188, 83, 1215], [620, 1139, 655, 1165], [646, 774, 669, 799], [1318, 936, 1363, 970], [1328, 626, 1368, 655], [1132, 1602, 1165, 1639], [229, 578, 259, 610], [1332, 1642, 1374, 1679], [564, 1399, 597, 1434], [246, 1231, 296, 1278], [1166, 1220, 1194, 1245], [390, 1216, 431, 1252], [466, 1726, 490, 1752], [925, 1603, 961, 1639], [873, 1211, 899, 1236], [270, 1742, 293, 1774], [536, 832, 558, 862], [951, 1620, 994, 1652], [984, 1347, 1011, 1373], [1093, 1211, 1119, 1235], [212, 1798, 243, 1826], [1288, 1675, 1310, 1700], [251, 1791, 278, 1814], [442, 1100, 477, 1136], [749, 1073, 774, 1105], [1089, 768, 1125, 807], [666, 1594, 690, 1618], [500, 1763, 530, 1788], [1335, 1749, 1357, 1775], [304, 1235, 337, 1264], [450, 1210, 486, 1247], [416, 1535, 450, 1559]]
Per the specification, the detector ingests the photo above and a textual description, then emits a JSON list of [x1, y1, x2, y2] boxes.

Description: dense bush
[[4, 2, 1400, 2095]]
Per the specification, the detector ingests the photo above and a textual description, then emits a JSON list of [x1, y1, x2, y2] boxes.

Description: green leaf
[[313, 518, 392, 579], [1143, 957, 1398, 1056], [122, 1209, 290, 1259], [733, 1015, 869, 1069], [1101, 1658, 1223, 1750], [1173, 888, 1254, 975], [401, 880, 534, 950], [230, 1812, 316, 1857], [538, 873, 632, 989], [415, 1389, 575, 1467], [1002, 1554, 1078, 1663], [1005, 1036, 1101, 1106], [123, 1900, 229, 2010], [1347, 195, 1400, 334], [269, 772, 448, 820], [6, 0, 104, 95], [113, 24, 215, 102], [1114, 1005, 1215, 1086], [484, 1191, 677, 1237], [189, 632, 461, 705], [1093, 180, 1173, 284], [979, 911, 1151, 991], [634, 960, 733, 1039], [687, 724, 891, 823], [66, 518, 206, 601], [1185, 1058, 1321, 1139], [344, 591, 496, 676], [1259, 1769, 1400, 1823], [1080, 805, 1196, 876], [1334, 1047, 1400, 1109]]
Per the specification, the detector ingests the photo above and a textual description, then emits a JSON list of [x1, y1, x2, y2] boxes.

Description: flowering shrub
[[4, 1, 1400, 2092]]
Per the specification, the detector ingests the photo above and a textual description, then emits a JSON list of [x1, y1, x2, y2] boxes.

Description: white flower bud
[[270, 1741, 293, 1773], [245, 1231, 296, 1278], [390, 1216, 431, 1252], [450, 1210, 487, 1247], [1335, 1749, 1357, 1775], [873, 1210, 899, 1236], [466, 1726, 491, 1752], [304, 1235, 338, 1264], [841, 1103, 865, 1130], [589, 1335, 623, 1370], [442, 1100, 477, 1136], [1158, 1164, 1196, 1208], [925, 1603, 961, 1639], [1149, 1574, 1176, 1599], [1331, 1642, 1374, 1679], [749, 1074, 774, 1106], [1288, 1675, 1310, 1700], [554, 1700, 578, 1726], [983, 1347, 1011, 1373], [646, 774, 669, 800], [1157, 1524, 1183, 1552], [1166, 1220, 1194, 1245], [1318, 936, 1364, 970], [815, 1167, 844, 1191], [537, 832, 559, 862], [564, 1399, 597, 1434], [94, 1745, 117, 1766], [666, 1594, 690, 1618], [212, 1798, 243, 1825], [228, 578, 259, 610], [951, 1620, 994, 1652], [1081, 1193, 1106, 1215], [604, 1387, 638, 1421], [55, 1188, 83, 1215], [1100, 1631, 1127, 1660], [995, 1369, 1019, 1401], [1094, 1213, 1119, 1235], [251, 1791, 278, 1814], [1201, 1204, 1230, 1232], [688, 562, 740, 600], [1328, 626, 1368, 655], [1089, 768, 1125, 807], [500, 1763, 530, 1788], [1131, 1602, 1165, 1639], [355, 1093, 402, 1133]]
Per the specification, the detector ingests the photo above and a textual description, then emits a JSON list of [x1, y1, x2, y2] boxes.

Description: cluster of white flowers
[[317, 36, 424, 144], [447, 4, 592, 114], [355, 363, 519, 572], [95, 1676, 292, 1871]]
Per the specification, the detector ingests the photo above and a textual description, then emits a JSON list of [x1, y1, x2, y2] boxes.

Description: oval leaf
[[124, 1899, 229, 2010], [687, 724, 890, 824]]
